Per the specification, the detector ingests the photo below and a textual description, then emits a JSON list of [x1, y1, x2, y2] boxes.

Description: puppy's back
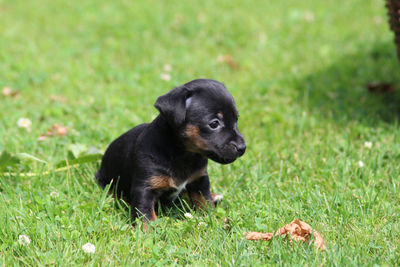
[[95, 123, 148, 189]]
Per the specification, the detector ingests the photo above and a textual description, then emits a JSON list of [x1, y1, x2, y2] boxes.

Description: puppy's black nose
[[237, 143, 246, 156], [230, 141, 246, 156]]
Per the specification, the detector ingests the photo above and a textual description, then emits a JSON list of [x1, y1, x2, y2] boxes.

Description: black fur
[[95, 79, 246, 222]]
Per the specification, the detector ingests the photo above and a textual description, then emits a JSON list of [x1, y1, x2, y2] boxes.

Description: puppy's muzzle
[[229, 140, 246, 157]]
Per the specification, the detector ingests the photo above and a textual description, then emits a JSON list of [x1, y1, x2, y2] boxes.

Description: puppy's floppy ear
[[154, 85, 192, 127]]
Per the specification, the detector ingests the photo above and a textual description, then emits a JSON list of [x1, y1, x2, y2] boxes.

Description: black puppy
[[95, 79, 246, 224]]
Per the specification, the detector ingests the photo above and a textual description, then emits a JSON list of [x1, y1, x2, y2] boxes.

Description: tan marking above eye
[[217, 112, 224, 119]]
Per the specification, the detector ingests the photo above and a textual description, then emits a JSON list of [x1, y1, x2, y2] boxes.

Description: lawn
[[1, 0, 399, 265]]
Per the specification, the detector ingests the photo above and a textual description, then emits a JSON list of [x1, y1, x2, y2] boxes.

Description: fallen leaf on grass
[[367, 82, 394, 93], [38, 124, 69, 141], [246, 232, 273, 241], [52, 124, 68, 136], [245, 219, 325, 251], [37, 135, 48, 141], [50, 95, 66, 103], [216, 54, 239, 69], [276, 219, 325, 250], [2, 87, 19, 97]]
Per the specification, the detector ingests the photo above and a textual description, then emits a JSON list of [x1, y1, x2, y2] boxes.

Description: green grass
[[1, 0, 400, 265]]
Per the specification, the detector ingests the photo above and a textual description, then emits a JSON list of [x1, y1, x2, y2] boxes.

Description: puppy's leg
[[186, 175, 214, 210], [130, 188, 158, 231], [211, 193, 224, 206]]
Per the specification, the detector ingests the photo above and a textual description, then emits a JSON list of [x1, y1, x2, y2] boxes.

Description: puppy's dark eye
[[209, 120, 220, 129]]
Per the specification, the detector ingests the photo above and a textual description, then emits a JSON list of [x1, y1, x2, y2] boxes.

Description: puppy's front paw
[[211, 193, 223, 206]]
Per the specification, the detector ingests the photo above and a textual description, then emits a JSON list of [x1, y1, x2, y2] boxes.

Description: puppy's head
[[155, 79, 246, 164]]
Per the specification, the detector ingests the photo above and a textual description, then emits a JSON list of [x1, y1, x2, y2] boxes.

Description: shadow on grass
[[113, 193, 199, 223], [296, 41, 400, 125]]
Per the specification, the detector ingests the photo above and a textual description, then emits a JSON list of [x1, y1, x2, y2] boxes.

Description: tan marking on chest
[[187, 165, 208, 183], [148, 166, 207, 193], [149, 175, 177, 190]]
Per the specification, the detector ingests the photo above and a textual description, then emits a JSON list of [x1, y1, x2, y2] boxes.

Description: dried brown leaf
[[275, 219, 325, 251], [216, 54, 239, 69], [38, 124, 69, 141], [52, 124, 68, 137], [246, 232, 273, 241], [37, 135, 48, 142], [50, 95, 66, 103], [245, 219, 325, 251], [367, 82, 394, 93], [2, 87, 19, 97]]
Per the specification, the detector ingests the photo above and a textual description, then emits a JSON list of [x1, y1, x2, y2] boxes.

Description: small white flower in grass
[[364, 141, 372, 149], [163, 64, 172, 72], [50, 191, 59, 198], [82, 242, 96, 254], [18, 235, 31, 245], [160, 73, 171, 81], [17, 118, 32, 131], [184, 212, 193, 219], [358, 161, 365, 168], [2, 87, 12, 96]]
